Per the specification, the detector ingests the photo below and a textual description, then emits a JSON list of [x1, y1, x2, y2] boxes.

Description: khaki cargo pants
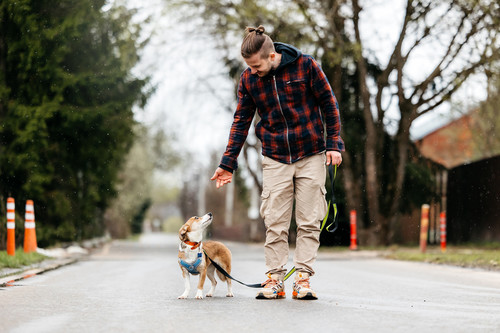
[[260, 153, 328, 277]]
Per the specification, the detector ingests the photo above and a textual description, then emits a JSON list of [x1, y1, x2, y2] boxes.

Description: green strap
[[324, 164, 338, 233]]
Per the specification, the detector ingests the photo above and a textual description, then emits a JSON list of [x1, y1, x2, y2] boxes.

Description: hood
[[274, 42, 302, 71]]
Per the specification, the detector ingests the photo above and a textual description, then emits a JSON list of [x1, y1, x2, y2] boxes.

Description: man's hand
[[326, 151, 342, 166], [210, 167, 233, 189]]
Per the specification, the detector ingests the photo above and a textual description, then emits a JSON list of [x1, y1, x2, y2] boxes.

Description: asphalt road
[[0, 233, 499, 332]]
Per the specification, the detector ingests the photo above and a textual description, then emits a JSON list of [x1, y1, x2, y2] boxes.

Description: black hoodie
[[274, 42, 302, 72]]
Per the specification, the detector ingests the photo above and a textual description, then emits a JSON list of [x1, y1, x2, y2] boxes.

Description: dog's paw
[[178, 290, 189, 299], [226, 292, 234, 297], [206, 293, 213, 297], [195, 295, 203, 299], [195, 290, 203, 299]]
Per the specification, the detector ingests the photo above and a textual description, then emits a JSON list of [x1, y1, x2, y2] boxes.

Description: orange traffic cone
[[440, 211, 446, 253], [349, 210, 358, 250], [420, 204, 430, 253], [24, 200, 37, 253], [6, 197, 16, 256]]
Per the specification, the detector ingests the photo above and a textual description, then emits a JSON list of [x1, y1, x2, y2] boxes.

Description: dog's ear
[[179, 225, 190, 242]]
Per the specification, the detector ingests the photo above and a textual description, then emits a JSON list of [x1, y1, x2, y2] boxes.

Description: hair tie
[[246, 26, 265, 35]]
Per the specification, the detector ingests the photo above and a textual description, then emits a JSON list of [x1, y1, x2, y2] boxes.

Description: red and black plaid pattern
[[220, 54, 344, 172]]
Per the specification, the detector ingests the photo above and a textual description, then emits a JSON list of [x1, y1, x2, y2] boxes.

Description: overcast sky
[[129, 0, 234, 167]]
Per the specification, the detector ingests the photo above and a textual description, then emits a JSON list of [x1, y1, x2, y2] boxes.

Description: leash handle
[[320, 164, 338, 233], [325, 164, 339, 233]]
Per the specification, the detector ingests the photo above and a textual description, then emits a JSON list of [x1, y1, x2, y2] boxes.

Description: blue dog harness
[[179, 240, 204, 275], [179, 252, 203, 275]]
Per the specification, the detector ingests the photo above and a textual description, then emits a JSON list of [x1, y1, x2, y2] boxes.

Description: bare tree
[[350, 0, 499, 243], [172, 0, 500, 245], [471, 73, 500, 159]]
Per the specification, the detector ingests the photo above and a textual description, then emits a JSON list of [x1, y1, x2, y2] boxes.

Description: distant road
[[1, 233, 499, 332]]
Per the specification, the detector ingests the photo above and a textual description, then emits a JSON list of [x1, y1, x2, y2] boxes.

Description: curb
[[0, 236, 109, 287], [0, 256, 82, 287]]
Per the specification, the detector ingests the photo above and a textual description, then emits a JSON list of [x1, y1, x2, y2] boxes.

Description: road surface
[[1, 233, 499, 332]]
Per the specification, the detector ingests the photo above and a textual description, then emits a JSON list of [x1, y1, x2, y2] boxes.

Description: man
[[211, 25, 344, 300]]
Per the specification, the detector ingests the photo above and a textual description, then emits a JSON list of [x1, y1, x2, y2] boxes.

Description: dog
[[177, 212, 234, 299]]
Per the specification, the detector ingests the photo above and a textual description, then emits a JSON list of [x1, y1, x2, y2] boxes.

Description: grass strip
[[383, 246, 500, 271], [0, 249, 48, 270]]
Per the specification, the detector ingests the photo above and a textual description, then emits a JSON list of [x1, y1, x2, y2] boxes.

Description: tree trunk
[[341, 150, 364, 224], [243, 143, 263, 193], [352, 0, 382, 241], [0, 15, 6, 118]]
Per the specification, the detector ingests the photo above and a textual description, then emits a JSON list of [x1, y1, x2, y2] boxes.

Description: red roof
[[415, 113, 476, 169]]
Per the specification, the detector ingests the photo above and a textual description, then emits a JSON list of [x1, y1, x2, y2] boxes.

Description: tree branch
[[417, 60, 485, 116], [412, 8, 486, 105], [242, 141, 262, 193]]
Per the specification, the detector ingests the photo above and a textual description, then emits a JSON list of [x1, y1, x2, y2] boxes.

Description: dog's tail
[[203, 247, 231, 281], [217, 269, 229, 281], [216, 255, 231, 282]]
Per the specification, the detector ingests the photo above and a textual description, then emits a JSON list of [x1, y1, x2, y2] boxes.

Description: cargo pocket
[[260, 189, 271, 219], [317, 186, 328, 221]]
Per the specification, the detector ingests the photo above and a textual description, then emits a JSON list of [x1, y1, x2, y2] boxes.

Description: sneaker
[[292, 272, 318, 300], [256, 274, 285, 299]]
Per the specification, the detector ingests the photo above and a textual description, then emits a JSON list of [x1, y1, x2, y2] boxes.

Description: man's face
[[244, 52, 273, 77]]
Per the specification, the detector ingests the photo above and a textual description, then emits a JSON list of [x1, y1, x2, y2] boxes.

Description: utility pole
[[197, 171, 206, 217], [225, 181, 234, 227]]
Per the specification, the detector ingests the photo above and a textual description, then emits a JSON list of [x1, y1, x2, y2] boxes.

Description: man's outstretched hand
[[211, 167, 233, 189]]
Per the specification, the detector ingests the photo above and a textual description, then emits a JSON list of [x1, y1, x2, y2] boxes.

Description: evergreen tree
[[0, 0, 148, 246]]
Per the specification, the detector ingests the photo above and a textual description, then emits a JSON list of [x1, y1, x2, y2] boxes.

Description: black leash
[[206, 164, 339, 287], [203, 249, 263, 288]]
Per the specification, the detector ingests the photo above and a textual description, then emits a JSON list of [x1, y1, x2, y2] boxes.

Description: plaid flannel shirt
[[220, 46, 344, 172]]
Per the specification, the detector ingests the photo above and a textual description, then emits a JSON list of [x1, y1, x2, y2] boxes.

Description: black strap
[[203, 250, 263, 288], [325, 164, 339, 233]]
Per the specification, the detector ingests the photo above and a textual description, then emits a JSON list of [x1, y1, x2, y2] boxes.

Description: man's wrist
[[219, 165, 234, 173]]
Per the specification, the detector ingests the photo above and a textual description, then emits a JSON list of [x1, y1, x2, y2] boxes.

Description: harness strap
[[179, 252, 203, 275]]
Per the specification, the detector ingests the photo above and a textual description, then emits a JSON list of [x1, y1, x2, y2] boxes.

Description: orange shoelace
[[262, 279, 279, 288], [295, 278, 310, 288]]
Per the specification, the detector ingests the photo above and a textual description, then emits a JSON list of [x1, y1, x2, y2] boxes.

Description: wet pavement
[[0, 233, 499, 332]]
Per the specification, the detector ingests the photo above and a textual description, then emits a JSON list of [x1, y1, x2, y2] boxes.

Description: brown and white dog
[[177, 212, 233, 299]]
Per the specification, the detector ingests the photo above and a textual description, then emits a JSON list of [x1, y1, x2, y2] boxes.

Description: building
[[414, 111, 500, 244]]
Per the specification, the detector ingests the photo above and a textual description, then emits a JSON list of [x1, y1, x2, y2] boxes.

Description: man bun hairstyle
[[241, 25, 275, 59]]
